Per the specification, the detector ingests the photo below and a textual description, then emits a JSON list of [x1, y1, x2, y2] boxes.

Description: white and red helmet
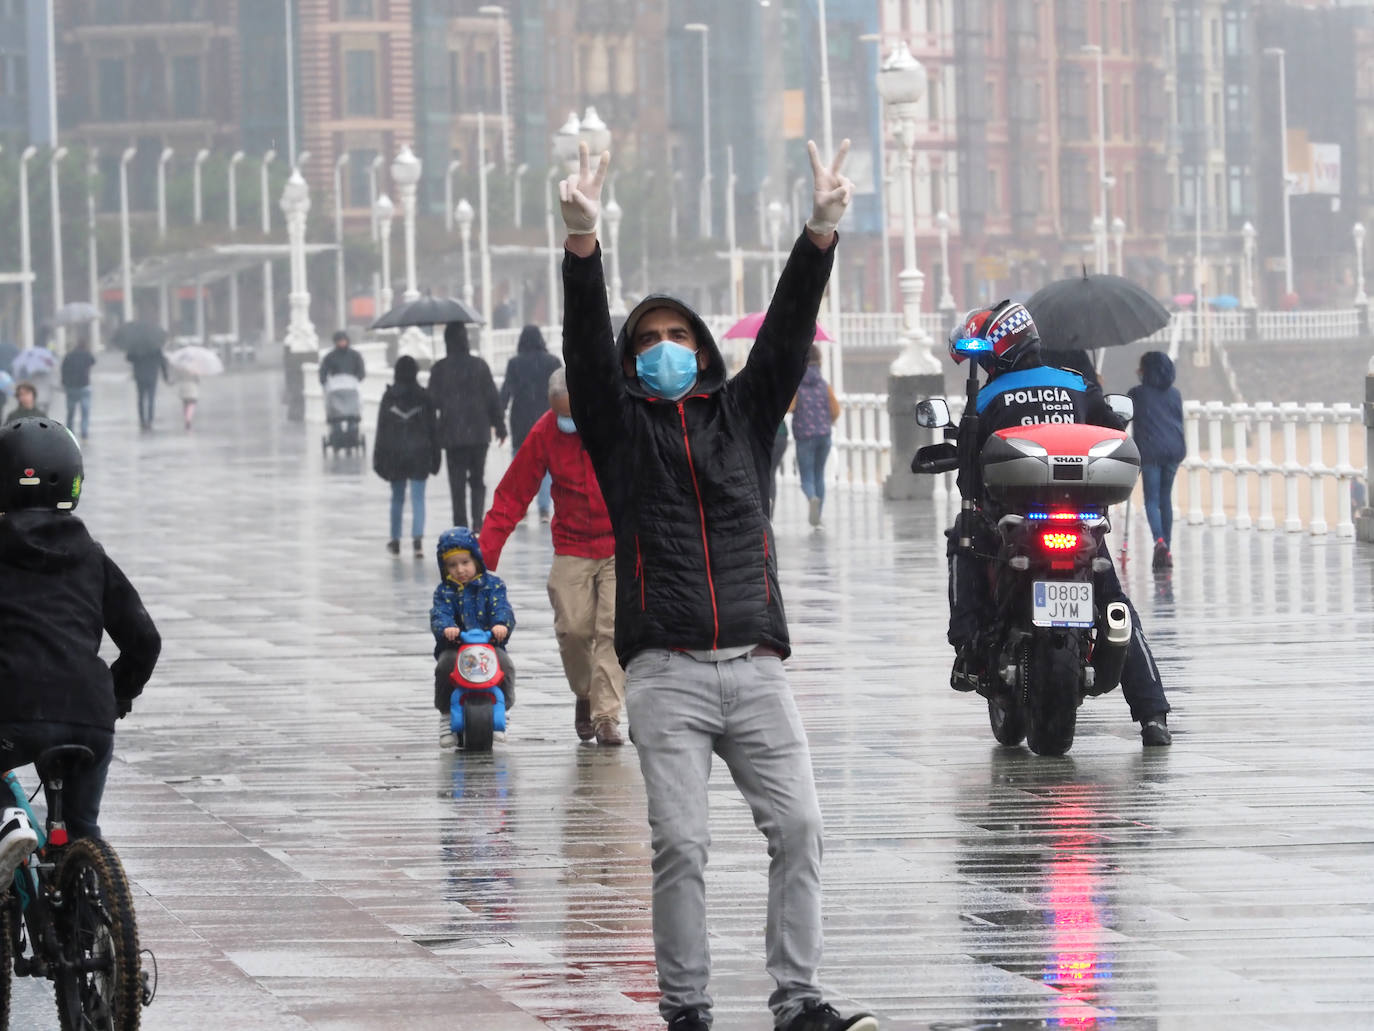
[[948, 300, 1041, 372]]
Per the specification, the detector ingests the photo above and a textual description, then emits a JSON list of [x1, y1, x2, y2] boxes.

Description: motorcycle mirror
[[911, 441, 960, 474], [1104, 393, 1134, 424], [915, 398, 952, 428]]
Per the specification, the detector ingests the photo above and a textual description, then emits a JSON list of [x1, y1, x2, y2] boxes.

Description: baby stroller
[[322, 373, 365, 456]]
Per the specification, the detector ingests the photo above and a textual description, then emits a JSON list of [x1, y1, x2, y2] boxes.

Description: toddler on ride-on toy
[[430, 527, 516, 748]]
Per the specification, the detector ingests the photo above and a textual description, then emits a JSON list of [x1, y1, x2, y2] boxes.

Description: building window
[[97, 58, 127, 120], [448, 50, 461, 111], [95, 0, 123, 22], [987, 167, 1000, 214], [169, 0, 202, 19], [343, 0, 375, 17], [1121, 82, 1131, 137], [468, 50, 490, 111], [172, 55, 202, 118], [344, 49, 377, 115], [347, 148, 378, 208]]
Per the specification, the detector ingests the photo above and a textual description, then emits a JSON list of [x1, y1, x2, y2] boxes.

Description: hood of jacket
[[443, 322, 470, 357], [1140, 351, 1175, 390], [435, 525, 487, 578], [393, 354, 419, 387], [516, 325, 547, 354], [615, 294, 727, 400], [0, 509, 96, 572], [800, 363, 823, 388]]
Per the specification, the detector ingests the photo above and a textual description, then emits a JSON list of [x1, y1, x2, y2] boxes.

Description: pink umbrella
[[1171, 293, 1196, 308], [721, 311, 833, 342]]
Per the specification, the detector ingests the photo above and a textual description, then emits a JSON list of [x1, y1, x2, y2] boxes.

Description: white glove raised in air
[[806, 138, 854, 237], [559, 142, 611, 236]]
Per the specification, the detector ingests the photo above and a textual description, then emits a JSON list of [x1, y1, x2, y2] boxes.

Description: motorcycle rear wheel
[[1023, 633, 1081, 756]]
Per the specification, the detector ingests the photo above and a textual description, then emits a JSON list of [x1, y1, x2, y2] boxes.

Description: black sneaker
[[1140, 713, 1173, 746], [778, 1001, 879, 1031], [949, 645, 982, 692], [668, 1008, 710, 1031], [1152, 538, 1169, 571], [413, 537, 424, 558], [386, 539, 400, 556]]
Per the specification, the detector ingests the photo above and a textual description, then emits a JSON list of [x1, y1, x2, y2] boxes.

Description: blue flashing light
[[953, 337, 993, 355], [1027, 511, 1103, 521]]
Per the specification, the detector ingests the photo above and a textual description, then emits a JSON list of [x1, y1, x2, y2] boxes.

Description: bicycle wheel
[[54, 838, 142, 1031]]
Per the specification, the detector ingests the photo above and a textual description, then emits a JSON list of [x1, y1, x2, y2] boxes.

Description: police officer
[[946, 300, 1172, 747]]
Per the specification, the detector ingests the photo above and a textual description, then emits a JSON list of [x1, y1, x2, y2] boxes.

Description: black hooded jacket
[[0, 510, 161, 730], [563, 233, 836, 665], [1128, 351, 1186, 464], [427, 324, 506, 448], [372, 357, 441, 482], [500, 326, 563, 447]]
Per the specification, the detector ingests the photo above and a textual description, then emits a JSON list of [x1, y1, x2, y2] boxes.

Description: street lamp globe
[[579, 106, 611, 155], [1112, 216, 1126, 237], [604, 197, 622, 226], [935, 209, 949, 231], [454, 198, 474, 228], [281, 170, 310, 214], [875, 40, 925, 109], [554, 112, 582, 171], [767, 199, 786, 235], [374, 192, 394, 225], [391, 144, 422, 187], [1355, 223, 1366, 246]]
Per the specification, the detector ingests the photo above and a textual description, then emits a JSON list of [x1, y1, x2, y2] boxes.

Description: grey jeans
[[625, 648, 825, 1026]]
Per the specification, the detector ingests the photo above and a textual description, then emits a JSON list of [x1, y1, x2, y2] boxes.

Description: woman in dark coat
[[500, 325, 563, 520], [1128, 350, 1186, 570], [373, 356, 441, 557]]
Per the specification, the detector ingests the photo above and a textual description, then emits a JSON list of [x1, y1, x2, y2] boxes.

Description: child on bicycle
[[430, 527, 515, 747], [0, 417, 161, 886]]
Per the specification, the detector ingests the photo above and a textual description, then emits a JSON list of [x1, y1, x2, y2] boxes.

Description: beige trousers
[[547, 554, 624, 725]]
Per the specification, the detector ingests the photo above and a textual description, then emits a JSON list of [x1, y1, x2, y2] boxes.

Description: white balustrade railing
[[1180, 399, 1360, 537]]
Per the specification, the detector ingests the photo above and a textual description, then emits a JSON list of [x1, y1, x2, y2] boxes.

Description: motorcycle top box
[[981, 423, 1140, 507]]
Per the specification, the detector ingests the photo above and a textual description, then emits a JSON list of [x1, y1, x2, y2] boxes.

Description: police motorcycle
[[911, 331, 1139, 756], [448, 629, 508, 751]]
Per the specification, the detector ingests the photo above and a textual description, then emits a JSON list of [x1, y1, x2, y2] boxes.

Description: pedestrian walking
[[480, 368, 624, 746], [428, 322, 506, 531], [319, 329, 367, 384], [60, 337, 96, 440], [560, 138, 877, 1031], [172, 367, 200, 430], [373, 355, 441, 557], [1128, 350, 1186, 570], [500, 325, 563, 521], [790, 344, 841, 528], [768, 421, 788, 518], [122, 326, 170, 431]]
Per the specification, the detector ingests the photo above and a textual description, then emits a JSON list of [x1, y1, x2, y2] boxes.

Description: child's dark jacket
[[429, 527, 515, 657]]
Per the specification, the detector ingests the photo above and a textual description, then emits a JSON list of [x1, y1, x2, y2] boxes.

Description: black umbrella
[[369, 294, 484, 330], [1025, 271, 1169, 350], [110, 320, 168, 355]]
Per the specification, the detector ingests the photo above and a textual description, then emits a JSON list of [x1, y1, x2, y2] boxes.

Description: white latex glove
[[559, 142, 611, 236], [806, 138, 854, 236]]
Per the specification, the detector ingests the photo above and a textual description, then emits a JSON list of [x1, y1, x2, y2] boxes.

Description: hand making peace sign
[[559, 141, 611, 237], [806, 138, 854, 238]]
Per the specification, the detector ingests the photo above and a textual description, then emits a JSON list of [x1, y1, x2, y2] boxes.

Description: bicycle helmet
[[0, 417, 84, 512], [947, 299, 1040, 372]]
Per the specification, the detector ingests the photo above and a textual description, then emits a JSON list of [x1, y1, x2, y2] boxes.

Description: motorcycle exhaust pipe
[[1088, 601, 1131, 695]]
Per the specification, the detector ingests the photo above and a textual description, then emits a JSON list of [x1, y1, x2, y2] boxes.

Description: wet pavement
[[8, 367, 1374, 1029]]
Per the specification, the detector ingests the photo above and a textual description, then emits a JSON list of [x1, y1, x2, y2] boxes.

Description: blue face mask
[[556, 415, 577, 434], [635, 341, 699, 400]]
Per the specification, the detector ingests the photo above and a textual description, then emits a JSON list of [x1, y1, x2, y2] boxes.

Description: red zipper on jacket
[[634, 534, 645, 610], [678, 401, 720, 648]]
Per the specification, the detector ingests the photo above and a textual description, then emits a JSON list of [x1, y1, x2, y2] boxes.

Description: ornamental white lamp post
[[477, 111, 495, 358], [373, 192, 395, 314], [86, 148, 99, 348], [280, 170, 316, 356], [604, 195, 626, 316], [1091, 214, 1106, 275], [260, 149, 277, 344], [333, 152, 349, 329], [767, 199, 785, 290], [455, 198, 474, 306], [1355, 223, 1368, 307], [683, 22, 711, 238], [156, 147, 174, 330], [877, 40, 941, 500], [478, 4, 512, 169], [19, 145, 37, 351], [876, 42, 937, 376], [1264, 48, 1295, 299], [368, 153, 384, 315], [1240, 221, 1257, 310], [1112, 215, 1126, 277], [935, 210, 956, 313], [118, 146, 136, 322], [228, 150, 245, 350], [512, 162, 528, 229], [546, 114, 581, 325], [49, 145, 68, 354], [390, 144, 430, 360], [193, 148, 210, 224], [444, 158, 461, 233]]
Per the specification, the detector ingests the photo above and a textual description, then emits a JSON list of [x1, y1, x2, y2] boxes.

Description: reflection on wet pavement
[[12, 369, 1369, 1030]]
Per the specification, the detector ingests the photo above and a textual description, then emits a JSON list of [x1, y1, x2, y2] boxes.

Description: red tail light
[[1040, 531, 1081, 551]]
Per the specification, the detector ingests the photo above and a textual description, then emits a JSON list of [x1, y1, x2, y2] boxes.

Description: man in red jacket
[[479, 367, 624, 745]]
